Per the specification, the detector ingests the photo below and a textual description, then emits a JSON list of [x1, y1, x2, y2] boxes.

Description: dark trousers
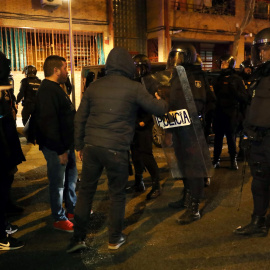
[[131, 128, 160, 187], [249, 134, 270, 217], [131, 146, 160, 187], [73, 145, 129, 244], [183, 178, 204, 200], [214, 117, 237, 160], [21, 103, 35, 126], [0, 173, 13, 238]]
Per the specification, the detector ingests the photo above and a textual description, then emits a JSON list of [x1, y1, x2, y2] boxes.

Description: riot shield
[[153, 65, 213, 179]]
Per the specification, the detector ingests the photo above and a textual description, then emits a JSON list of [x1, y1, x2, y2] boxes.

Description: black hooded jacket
[[74, 47, 168, 151]]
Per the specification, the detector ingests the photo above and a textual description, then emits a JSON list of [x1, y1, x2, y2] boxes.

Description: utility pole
[[68, 0, 76, 107]]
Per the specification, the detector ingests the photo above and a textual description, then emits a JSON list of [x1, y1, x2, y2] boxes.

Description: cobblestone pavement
[[1, 131, 270, 270]]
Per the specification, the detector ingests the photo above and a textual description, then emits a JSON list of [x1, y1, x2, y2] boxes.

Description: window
[[200, 50, 213, 70], [113, 0, 147, 54], [172, 0, 235, 16], [253, 0, 270, 20], [0, 27, 105, 71]]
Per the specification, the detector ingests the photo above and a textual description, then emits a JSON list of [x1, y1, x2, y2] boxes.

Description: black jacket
[[0, 85, 25, 173], [245, 62, 270, 128], [35, 79, 75, 155], [213, 69, 248, 118], [74, 47, 168, 151], [17, 76, 41, 105]]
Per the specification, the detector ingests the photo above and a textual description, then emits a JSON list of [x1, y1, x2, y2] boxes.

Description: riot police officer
[[128, 54, 161, 199], [234, 28, 270, 237], [162, 44, 214, 224], [237, 59, 253, 159], [16, 65, 41, 126], [212, 55, 248, 170]]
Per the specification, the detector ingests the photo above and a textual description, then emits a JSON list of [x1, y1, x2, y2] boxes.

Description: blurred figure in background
[[16, 65, 41, 126]]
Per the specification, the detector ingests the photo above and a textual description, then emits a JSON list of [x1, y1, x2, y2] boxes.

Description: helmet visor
[[251, 43, 270, 66]]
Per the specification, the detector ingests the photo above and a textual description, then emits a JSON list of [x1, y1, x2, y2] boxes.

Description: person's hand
[[164, 132, 173, 147], [155, 92, 161, 100], [139, 121, 145, 127], [58, 152, 68, 165], [77, 150, 83, 161]]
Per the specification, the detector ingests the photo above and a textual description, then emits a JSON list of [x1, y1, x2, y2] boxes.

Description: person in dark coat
[[67, 47, 168, 253], [0, 51, 25, 250], [212, 55, 248, 170]]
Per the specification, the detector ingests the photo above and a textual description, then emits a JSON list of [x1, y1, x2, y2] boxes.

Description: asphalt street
[[1, 130, 270, 270]]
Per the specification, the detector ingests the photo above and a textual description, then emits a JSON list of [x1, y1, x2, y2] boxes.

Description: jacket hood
[[105, 47, 136, 79]]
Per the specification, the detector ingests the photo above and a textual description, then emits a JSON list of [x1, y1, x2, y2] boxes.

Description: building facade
[[147, 0, 270, 69]]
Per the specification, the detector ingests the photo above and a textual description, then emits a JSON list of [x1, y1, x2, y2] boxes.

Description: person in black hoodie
[[67, 47, 168, 253], [35, 55, 77, 233], [0, 51, 25, 250]]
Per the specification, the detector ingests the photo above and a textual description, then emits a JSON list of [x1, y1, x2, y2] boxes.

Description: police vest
[[24, 77, 41, 103], [247, 69, 270, 128]]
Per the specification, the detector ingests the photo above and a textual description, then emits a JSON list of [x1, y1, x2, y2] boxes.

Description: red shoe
[[67, 213, 74, 221], [53, 220, 74, 233]]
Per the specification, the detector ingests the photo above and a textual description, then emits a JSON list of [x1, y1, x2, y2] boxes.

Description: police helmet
[[251, 27, 270, 66], [133, 54, 151, 78], [166, 43, 197, 69], [239, 59, 252, 72], [0, 51, 11, 84], [24, 65, 37, 77], [218, 54, 236, 69], [194, 54, 203, 67]]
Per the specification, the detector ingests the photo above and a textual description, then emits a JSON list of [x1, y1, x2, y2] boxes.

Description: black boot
[[177, 198, 200, 225], [233, 215, 268, 237], [212, 158, 220, 169], [146, 185, 161, 200], [230, 156, 238, 170], [134, 174, 145, 192], [168, 189, 191, 209]]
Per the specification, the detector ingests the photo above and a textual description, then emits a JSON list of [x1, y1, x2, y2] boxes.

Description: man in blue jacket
[[67, 47, 168, 253]]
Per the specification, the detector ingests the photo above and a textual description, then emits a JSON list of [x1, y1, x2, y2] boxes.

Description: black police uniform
[[170, 64, 215, 202], [246, 62, 270, 217], [17, 76, 41, 125], [212, 69, 248, 169], [234, 61, 270, 237], [237, 70, 252, 158], [129, 73, 162, 199]]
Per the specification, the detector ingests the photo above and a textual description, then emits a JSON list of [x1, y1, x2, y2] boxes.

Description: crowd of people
[[1, 27, 270, 253]]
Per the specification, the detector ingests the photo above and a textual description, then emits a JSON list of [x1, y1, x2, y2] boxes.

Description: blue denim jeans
[[73, 145, 129, 244], [42, 147, 77, 221]]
